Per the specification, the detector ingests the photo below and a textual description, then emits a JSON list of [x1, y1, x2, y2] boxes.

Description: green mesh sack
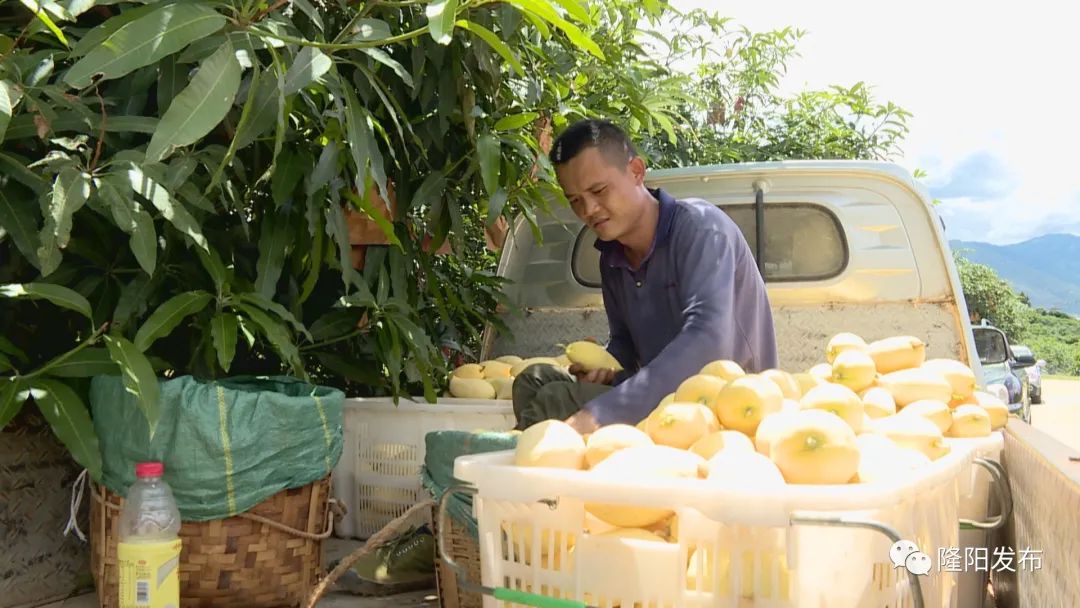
[[420, 430, 518, 538], [90, 374, 344, 521]]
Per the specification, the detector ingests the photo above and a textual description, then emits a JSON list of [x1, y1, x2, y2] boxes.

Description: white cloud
[[669, 0, 1080, 244]]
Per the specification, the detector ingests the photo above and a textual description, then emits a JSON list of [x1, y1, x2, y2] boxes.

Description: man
[[513, 119, 779, 433]]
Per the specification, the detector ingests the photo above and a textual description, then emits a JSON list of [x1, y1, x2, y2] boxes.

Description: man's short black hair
[[549, 119, 638, 167]]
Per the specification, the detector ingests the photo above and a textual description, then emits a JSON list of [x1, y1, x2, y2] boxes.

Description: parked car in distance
[[972, 322, 1031, 422], [1010, 344, 1045, 404]]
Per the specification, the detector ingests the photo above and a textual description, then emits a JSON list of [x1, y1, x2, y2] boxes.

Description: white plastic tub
[[453, 445, 977, 608], [333, 397, 515, 539]]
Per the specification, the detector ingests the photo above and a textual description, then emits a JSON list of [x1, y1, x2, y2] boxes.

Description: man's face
[[555, 146, 646, 242]]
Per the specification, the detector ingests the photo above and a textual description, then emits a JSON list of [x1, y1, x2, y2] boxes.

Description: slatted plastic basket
[[452, 443, 979, 608], [946, 431, 1007, 608], [333, 397, 515, 539]]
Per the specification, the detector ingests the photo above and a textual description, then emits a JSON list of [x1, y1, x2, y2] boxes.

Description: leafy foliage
[[955, 252, 1028, 339], [955, 251, 1080, 376], [1022, 309, 1080, 377], [0, 0, 915, 468]]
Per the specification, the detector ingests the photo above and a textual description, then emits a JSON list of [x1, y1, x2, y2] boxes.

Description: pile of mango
[[446, 341, 622, 400]]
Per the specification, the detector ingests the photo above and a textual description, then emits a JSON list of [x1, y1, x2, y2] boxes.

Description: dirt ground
[[1030, 378, 1080, 451]]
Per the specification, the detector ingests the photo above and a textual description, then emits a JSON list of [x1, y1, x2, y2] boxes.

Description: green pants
[[511, 364, 611, 430]]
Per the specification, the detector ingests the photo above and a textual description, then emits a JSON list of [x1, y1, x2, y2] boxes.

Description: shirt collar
[[594, 187, 677, 268]]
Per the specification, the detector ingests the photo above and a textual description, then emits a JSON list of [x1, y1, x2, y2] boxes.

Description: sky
[[670, 0, 1080, 245]]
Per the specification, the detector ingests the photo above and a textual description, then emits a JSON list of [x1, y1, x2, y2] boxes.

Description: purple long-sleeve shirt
[[583, 188, 779, 425]]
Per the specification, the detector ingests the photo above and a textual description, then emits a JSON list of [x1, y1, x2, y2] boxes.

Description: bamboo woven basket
[[432, 505, 483, 608], [90, 476, 336, 608]]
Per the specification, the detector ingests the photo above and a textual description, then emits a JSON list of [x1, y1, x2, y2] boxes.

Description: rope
[[303, 499, 436, 608], [63, 468, 89, 542]]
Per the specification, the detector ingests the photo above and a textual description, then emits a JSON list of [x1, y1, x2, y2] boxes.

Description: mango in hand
[[562, 341, 623, 372]]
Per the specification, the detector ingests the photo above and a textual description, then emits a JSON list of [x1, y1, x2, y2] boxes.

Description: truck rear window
[[572, 203, 848, 287]]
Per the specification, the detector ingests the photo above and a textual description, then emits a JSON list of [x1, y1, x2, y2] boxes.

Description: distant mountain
[[950, 233, 1080, 316]]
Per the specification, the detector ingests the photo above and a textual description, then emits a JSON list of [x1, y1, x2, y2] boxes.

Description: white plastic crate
[[453, 445, 978, 608], [333, 397, 516, 539], [945, 432, 1006, 608]]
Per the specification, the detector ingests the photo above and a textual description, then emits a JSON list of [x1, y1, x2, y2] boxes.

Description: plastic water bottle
[[117, 462, 182, 608]]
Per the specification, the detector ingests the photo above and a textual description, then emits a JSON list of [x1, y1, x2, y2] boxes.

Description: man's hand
[[568, 363, 616, 386], [564, 409, 600, 435]]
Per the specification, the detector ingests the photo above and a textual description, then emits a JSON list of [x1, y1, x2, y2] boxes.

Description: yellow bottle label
[[117, 539, 182, 608]]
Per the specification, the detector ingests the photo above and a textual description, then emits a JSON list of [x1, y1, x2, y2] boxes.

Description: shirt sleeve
[[583, 218, 775, 425], [600, 271, 638, 383]]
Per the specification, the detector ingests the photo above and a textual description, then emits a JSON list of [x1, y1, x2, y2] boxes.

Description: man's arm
[[582, 218, 776, 425]]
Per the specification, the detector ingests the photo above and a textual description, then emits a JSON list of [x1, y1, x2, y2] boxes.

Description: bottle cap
[[135, 462, 164, 478]]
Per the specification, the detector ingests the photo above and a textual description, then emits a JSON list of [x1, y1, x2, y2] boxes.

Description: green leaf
[[550, 0, 591, 23], [271, 149, 304, 208], [292, 0, 324, 30], [359, 48, 413, 88], [0, 336, 28, 364], [233, 69, 280, 149], [46, 348, 119, 378], [283, 46, 332, 96], [104, 335, 161, 437], [0, 379, 24, 430], [352, 18, 391, 41], [425, 0, 460, 45], [157, 54, 184, 116], [341, 88, 385, 197], [19, 0, 69, 47], [128, 164, 208, 251], [408, 170, 446, 213], [324, 202, 356, 288], [315, 352, 381, 386], [0, 185, 42, 267], [507, 0, 604, 59], [309, 309, 364, 341], [487, 187, 509, 226], [95, 175, 156, 275], [37, 167, 90, 276], [456, 21, 524, 76], [236, 292, 312, 342], [254, 213, 290, 299], [206, 62, 260, 194], [133, 290, 212, 351], [448, 198, 465, 256], [111, 274, 154, 332], [0, 282, 92, 319], [494, 112, 539, 131], [210, 312, 238, 372], [0, 80, 23, 144], [146, 41, 241, 162], [64, 4, 226, 88], [477, 133, 501, 195], [32, 379, 102, 480], [195, 246, 229, 293], [69, 2, 159, 58], [0, 152, 48, 195], [233, 301, 303, 375]]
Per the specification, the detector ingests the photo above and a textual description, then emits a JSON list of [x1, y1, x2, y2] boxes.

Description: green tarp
[[421, 430, 518, 538], [90, 374, 344, 521]]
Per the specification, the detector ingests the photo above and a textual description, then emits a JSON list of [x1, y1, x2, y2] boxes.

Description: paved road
[[1030, 378, 1080, 451]]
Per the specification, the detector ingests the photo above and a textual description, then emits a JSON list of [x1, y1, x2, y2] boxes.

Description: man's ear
[[628, 156, 646, 184]]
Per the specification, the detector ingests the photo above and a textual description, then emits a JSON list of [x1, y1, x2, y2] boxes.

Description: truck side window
[[572, 202, 849, 287]]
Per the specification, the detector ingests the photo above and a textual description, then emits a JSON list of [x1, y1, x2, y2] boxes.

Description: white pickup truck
[[475, 160, 1078, 608]]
